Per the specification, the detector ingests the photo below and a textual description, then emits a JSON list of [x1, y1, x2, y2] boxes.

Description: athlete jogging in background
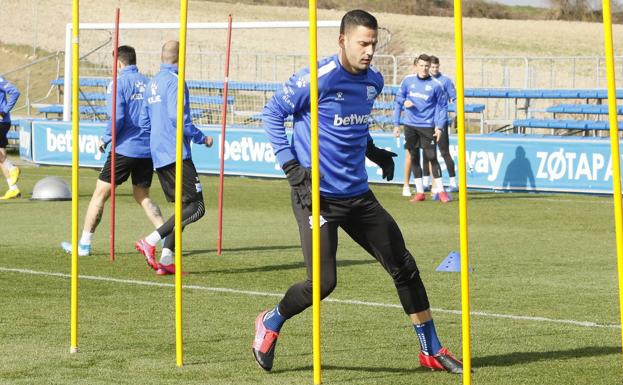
[[253, 9, 463, 374], [134, 40, 213, 276], [0, 76, 21, 200], [393, 54, 450, 203], [61, 45, 164, 256]]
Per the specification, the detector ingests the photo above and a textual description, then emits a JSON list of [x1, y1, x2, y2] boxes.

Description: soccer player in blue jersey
[[426, 55, 458, 194], [134, 40, 213, 276], [253, 10, 463, 374], [393, 54, 450, 203], [61, 46, 165, 256], [0, 76, 21, 200]]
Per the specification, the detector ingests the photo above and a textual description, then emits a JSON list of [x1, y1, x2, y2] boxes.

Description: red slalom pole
[[217, 14, 233, 256], [109, 7, 120, 262]]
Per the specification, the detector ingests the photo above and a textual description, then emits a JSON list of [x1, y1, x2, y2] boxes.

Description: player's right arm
[[101, 79, 126, 149], [263, 71, 310, 167], [392, 79, 407, 137]]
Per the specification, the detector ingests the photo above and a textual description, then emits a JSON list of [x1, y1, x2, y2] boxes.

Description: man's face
[[338, 25, 378, 74], [430, 63, 440, 76], [415, 59, 430, 78]]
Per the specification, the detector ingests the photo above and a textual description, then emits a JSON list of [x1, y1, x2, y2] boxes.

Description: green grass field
[[1, 162, 622, 385]]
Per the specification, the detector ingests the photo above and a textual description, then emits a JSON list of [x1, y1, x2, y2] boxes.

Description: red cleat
[[419, 348, 464, 374], [438, 191, 451, 203], [252, 310, 280, 371], [156, 263, 187, 276], [135, 239, 158, 270], [410, 193, 426, 202]]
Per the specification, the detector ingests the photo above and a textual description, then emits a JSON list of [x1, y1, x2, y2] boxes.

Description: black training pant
[[155, 160, 206, 250], [278, 190, 430, 319], [404, 125, 442, 179], [423, 123, 456, 178]]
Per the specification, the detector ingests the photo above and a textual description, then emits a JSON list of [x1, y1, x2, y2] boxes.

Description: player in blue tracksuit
[[61, 45, 165, 256], [0, 76, 21, 199], [252, 10, 463, 374], [134, 40, 213, 276], [424, 55, 458, 193], [393, 54, 449, 203]]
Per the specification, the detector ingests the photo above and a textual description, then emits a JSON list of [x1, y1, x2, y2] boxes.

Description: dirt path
[[1, 0, 621, 58]]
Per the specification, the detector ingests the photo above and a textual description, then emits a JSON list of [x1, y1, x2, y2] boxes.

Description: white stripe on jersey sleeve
[[318, 60, 337, 78]]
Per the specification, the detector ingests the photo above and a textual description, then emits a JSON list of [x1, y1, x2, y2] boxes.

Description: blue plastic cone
[[436, 251, 473, 272]]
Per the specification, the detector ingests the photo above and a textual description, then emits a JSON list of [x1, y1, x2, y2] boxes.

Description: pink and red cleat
[[252, 310, 280, 371], [419, 347, 464, 373], [135, 239, 158, 270]]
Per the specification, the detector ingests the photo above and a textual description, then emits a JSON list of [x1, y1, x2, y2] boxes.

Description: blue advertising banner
[[29, 120, 623, 194], [18, 120, 32, 161]]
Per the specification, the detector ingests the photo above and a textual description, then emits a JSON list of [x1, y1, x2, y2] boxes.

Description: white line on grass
[[1, 266, 620, 330]]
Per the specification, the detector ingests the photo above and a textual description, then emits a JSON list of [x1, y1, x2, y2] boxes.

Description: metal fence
[[79, 50, 623, 89]]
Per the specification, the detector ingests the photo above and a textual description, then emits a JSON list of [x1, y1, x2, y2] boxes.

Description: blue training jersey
[[139, 63, 206, 169], [432, 72, 456, 104], [264, 54, 384, 198], [101, 65, 151, 158], [392, 74, 447, 129], [0, 76, 20, 124]]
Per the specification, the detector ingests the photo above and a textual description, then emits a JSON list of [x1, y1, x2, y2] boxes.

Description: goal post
[[62, 20, 341, 121]]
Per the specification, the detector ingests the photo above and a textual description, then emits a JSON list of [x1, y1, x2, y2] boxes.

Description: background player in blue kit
[[61, 46, 164, 256], [0, 76, 21, 200], [134, 41, 213, 276], [253, 10, 463, 374], [393, 54, 450, 203], [426, 55, 458, 194]]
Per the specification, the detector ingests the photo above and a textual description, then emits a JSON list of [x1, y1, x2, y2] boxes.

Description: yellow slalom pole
[[601, 0, 623, 355], [308, 1, 321, 384], [454, 0, 472, 382], [175, 0, 189, 367], [70, 0, 80, 355]]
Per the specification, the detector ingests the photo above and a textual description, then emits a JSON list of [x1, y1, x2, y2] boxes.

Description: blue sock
[[262, 305, 286, 332], [413, 319, 443, 356]]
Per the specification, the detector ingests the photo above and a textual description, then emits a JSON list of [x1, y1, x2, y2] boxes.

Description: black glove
[[282, 159, 312, 209], [366, 141, 397, 181]]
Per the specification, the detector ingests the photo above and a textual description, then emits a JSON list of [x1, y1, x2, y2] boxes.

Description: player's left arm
[[1, 79, 20, 116], [181, 84, 209, 146], [433, 86, 448, 141], [446, 77, 457, 104]]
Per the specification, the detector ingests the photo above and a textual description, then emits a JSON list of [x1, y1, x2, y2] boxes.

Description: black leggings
[[423, 124, 456, 178], [158, 199, 205, 250], [278, 190, 430, 319], [404, 125, 442, 179]]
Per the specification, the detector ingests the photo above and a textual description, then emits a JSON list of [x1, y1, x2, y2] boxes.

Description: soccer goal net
[[61, 20, 394, 130]]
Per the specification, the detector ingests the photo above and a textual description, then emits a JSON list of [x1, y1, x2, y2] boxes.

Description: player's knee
[[390, 254, 421, 286], [320, 276, 337, 299], [132, 186, 149, 204]]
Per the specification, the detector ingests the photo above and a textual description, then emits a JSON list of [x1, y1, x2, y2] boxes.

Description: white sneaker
[[61, 241, 92, 256], [402, 186, 412, 197]]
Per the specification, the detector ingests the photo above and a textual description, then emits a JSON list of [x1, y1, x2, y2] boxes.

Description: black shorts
[[0, 122, 10, 149], [98, 153, 154, 187], [156, 159, 204, 203], [404, 125, 436, 152]]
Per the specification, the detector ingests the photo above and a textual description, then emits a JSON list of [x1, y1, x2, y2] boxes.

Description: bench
[[546, 104, 623, 115], [512, 119, 622, 134]]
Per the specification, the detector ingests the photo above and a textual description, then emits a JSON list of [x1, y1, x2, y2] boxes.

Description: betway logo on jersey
[[333, 113, 370, 126]]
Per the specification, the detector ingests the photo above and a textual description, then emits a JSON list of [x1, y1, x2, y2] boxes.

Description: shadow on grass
[[271, 364, 421, 374], [185, 244, 301, 256], [473, 345, 620, 367], [191, 258, 376, 274], [466, 193, 550, 200]]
